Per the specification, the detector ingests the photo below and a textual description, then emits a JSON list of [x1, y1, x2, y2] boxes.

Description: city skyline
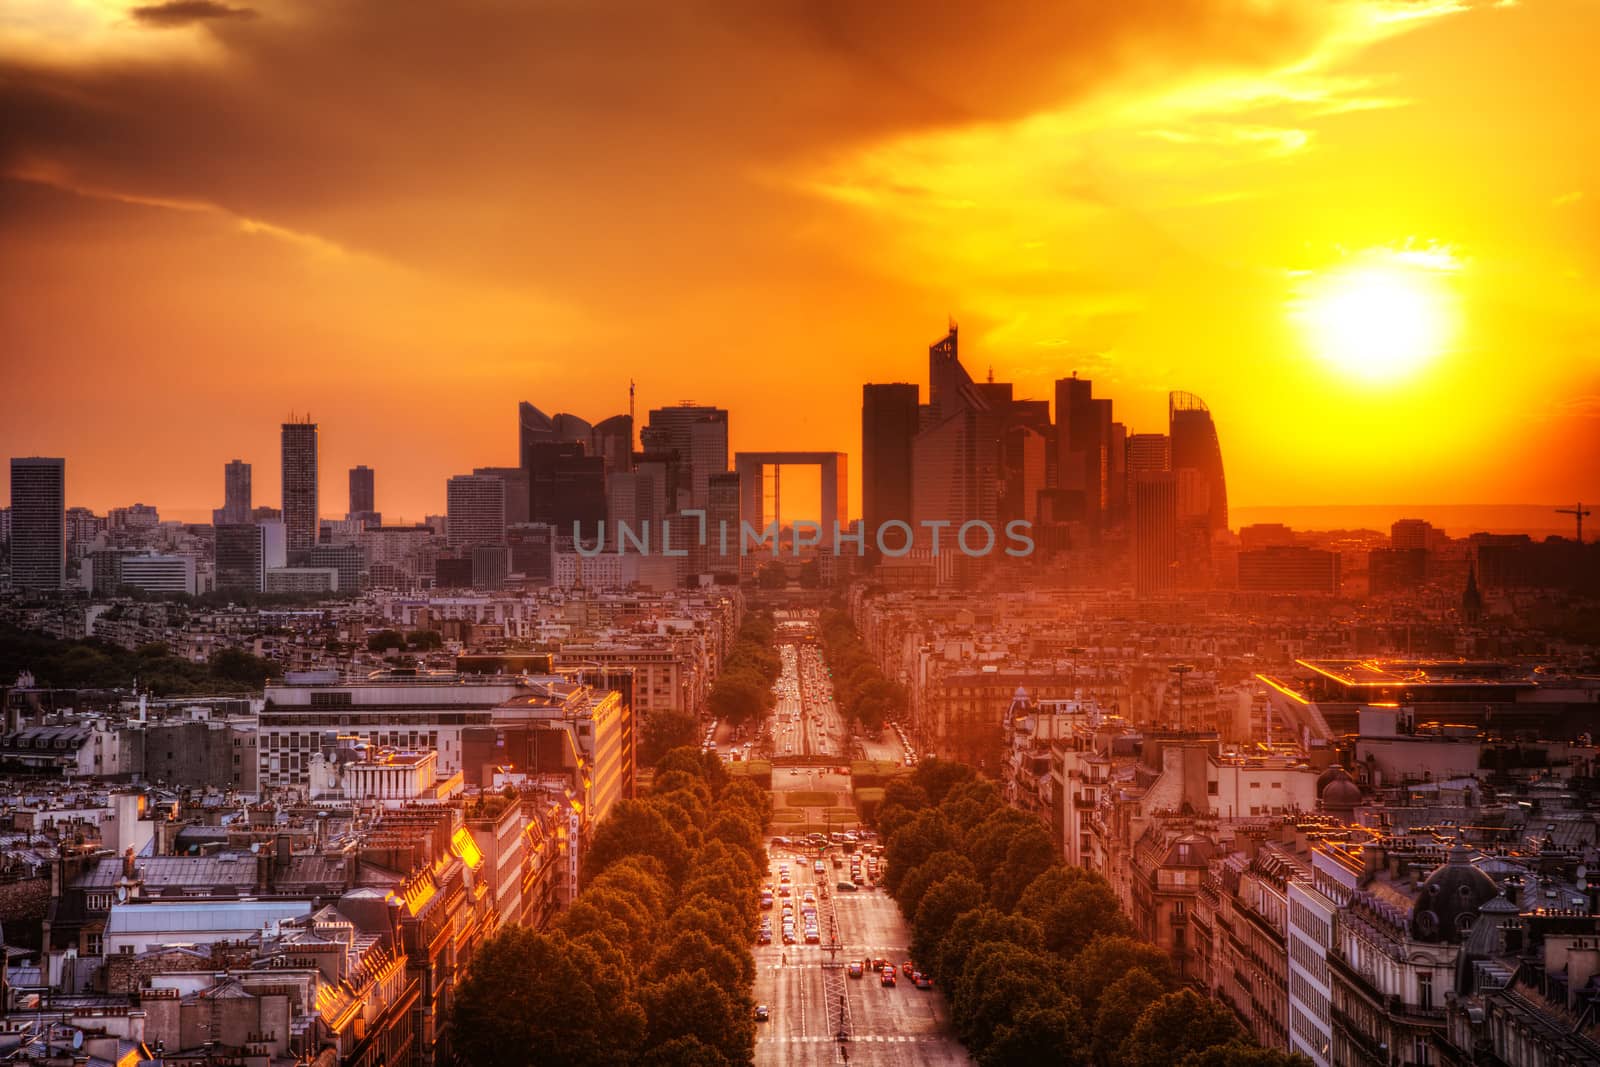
[[3, 2, 1599, 522]]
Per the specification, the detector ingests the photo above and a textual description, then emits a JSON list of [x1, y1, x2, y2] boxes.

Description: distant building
[[473, 466, 530, 526], [1238, 546, 1341, 595], [641, 404, 729, 510], [446, 474, 506, 548], [862, 382, 920, 536], [1169, 391, 1229, 535], [1391, 518, 1435, 551], [281, 419, 319, 557], [1132, 471, 1178, 598], [213, 459, 253, 525], [347, 464, 378, 524], [117, 553, 198, 596], [1240, 523, 1297, 551], [215, 523, 268, 593], [9, 457, 66, 592], [265, 567, 339, 594], [1126, 433, 1172, 475], [307, 542, 365, 594]]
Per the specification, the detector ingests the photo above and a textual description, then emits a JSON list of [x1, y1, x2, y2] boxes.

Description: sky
[[1, 0, 1597, 526]]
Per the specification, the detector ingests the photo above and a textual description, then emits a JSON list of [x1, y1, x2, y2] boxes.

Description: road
[[747, 610, 970, 1066]]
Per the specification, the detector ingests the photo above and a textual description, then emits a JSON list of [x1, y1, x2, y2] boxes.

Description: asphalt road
[[750, 613, 969, 1066]]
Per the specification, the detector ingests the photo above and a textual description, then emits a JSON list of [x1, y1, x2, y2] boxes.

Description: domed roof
[[1321, 775, 1362, 811], [1411, 843, 1498, 943], [1317, 765, 1354, 793]]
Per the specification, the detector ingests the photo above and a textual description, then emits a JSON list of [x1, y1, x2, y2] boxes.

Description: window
[[85, 933, 103, 955], [1207, 781, 1219, 795], [1419, 971, 1433, 1010]]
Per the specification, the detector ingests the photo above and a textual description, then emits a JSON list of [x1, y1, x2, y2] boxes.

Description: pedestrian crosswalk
[[764, 1035, 936, 1044]]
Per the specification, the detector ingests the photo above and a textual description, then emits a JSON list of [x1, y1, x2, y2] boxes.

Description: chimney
[[275, 833, 291, 872], [122, 846, 136, 880]]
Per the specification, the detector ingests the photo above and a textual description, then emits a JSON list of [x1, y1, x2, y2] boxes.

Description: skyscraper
[[1126, 433, 1172, 475], [1169, 392, 1228, 535], [641, 404, 729, 510], [862, 383, 920, 536], [281, 419, 319, 558], [216, 523, 270, 593], [706, 471, 742, 579], [446, 475, 507, 548], [1131, 471, 1178, 598], [592, 414, 634, 474], [519, 402, 555, 459], [524, 442, 606, 540], [214, 459, 252, 525], [1054, 375, 1109, 529], [9, 457, 65, 592], [473, 467, 531, 526], [348, 465, 375, 519]]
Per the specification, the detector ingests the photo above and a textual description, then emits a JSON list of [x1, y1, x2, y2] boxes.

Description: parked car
[[755, 1005, 770, 1022]]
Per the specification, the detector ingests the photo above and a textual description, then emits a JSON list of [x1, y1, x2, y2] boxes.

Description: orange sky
[[1, 0, 1596, 525]]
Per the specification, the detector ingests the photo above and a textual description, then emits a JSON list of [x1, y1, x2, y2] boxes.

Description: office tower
[[9, 457, 66, 592], [213, 460, 252, 525], [470, 544, 508, 590], [117, 553, 198, 596], [1002, 425, 1047, 524], [862, 383, 920, 536], [1107, 421, 1127, 522], [281, 418, 319, 558], [1169, 391, 1229, 534], [1126, 433, 1172, 474], [1240, 523, 1296, 551], [348, 465, 375, 518], [641, 404, 729, 510], [1391, 518, 1435, 551], [447, 475, 507, 548], [1237, 546, 1341, 594], [507, 523, 555, 584], [706, 471, 742, 579], [524, 442, 606, 540], [473, 467, 530, 526], [928, 326, 990, 419], [552, 413, 594, 451], [592, 414, 634, 474], [1131, 471, 1178, 598], [1054, 375, 1110, 529], [519, 401, 555, 458], [308, 543, 366, 595], [215, 524, 267, 593]]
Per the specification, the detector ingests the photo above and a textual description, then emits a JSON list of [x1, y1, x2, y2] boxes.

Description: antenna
[[629, 379, 636, 450], [1556, 502, 1589, 543]]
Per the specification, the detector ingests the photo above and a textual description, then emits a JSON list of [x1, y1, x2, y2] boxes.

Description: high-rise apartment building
[[280, 419, 319, 558], [213, 459, 252, 525], [1169, 392, 1229, 534], [473, 467, 531, 526], [9, 457, 66, 592], [216, 520, 287, 594], [1391, 518, 1436, 552], [446, 475, 507, 548], [348, 465, 375, 519], [862, 383, 920, 535]]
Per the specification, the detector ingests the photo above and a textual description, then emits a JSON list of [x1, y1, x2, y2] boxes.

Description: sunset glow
[[1295, 263, 1454, 383]]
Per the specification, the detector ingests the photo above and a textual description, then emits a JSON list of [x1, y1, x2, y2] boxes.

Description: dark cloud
[[131, 1, 257, 28], [0, 0, 1332, 296]]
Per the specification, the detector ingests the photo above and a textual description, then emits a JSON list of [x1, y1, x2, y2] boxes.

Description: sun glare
[[1295, 263, 1453, 383]]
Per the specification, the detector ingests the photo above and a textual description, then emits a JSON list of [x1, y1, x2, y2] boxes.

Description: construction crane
[[1556, 502, 1589, 544]]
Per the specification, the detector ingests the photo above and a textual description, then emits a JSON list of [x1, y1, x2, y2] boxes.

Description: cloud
[[131, 2, 257, 28]]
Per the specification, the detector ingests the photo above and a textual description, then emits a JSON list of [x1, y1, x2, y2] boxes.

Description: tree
[[912, 759, 979, 805], [707, 672, 766, 725], [366, 629, 405, 652], [450, 927, 644, 1067], [1178, 1045, 1313, 1067], [649, 928, 751, 998], [895, 850, 978, 920], [640, 709, 700, 766], [583, 799, 691, 885], [1090, 966, 1167, 1066], [1119, 990, 1244, 1067], [883, 809, 956, 897], [1065, 935, 1174, 1021], [989, 823, 1058, 912], [953, 942, 1077, 1059], [207, 646, 282, 685], [640, 972, 754, 1066], [1017, 866, 1132, 960], [982, 1001, 1088, 1067], [405, 629, 443, 649], [911, 874, 985, 971], [935, 905, 1044, 991]]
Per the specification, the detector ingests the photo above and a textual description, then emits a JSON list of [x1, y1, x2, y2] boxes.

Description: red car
[[880, 967, 896, 987], [901, 961, 915, 978]]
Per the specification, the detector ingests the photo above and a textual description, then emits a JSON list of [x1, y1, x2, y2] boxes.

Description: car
[[757, 931, 771, 944], [836, 880, 858, 892], [914, 973, 933, 989], [782, 930, 796, 944], [755, 1005, 770, 1022], [901, 961, 915, 978], [880, 968, 896, 987], [848, 961, 864, 978]]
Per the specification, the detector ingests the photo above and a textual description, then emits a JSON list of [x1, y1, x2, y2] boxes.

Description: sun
[[1294, 263, 1453, 383]]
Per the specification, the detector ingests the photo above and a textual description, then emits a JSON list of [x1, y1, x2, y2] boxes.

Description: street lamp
[[1169, 663, 1194, 731]]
